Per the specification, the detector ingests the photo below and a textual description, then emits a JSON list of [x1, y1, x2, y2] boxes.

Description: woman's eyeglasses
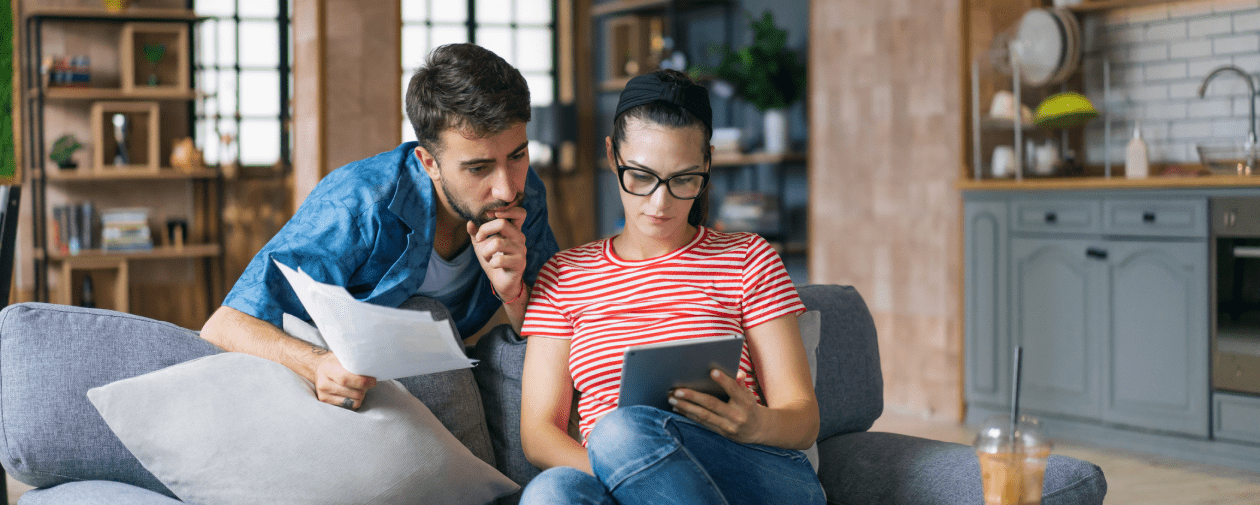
[[616, 165, 710, 200]]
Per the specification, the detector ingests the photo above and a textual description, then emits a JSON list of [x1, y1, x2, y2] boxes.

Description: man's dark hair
[[405, 43, 531, 159], [611, 69, 712, 227]]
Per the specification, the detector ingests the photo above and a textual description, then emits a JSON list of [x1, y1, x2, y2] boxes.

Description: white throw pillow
[[87, 352, 517, 505]]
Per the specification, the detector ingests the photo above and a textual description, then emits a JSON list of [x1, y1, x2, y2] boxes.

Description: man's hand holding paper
[[273, 259, 476, 382]]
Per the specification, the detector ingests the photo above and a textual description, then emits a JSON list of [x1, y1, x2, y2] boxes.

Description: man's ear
[[414, 146, 442, 181]]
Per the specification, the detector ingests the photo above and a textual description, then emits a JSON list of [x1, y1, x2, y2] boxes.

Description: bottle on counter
[[1126, 122, 1149, 179]]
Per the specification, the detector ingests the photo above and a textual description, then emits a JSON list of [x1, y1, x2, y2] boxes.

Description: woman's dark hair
[[405, 43, 531, 159], [612, 69, 713, 227]]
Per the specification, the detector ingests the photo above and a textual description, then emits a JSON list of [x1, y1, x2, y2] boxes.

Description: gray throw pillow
[[798, 310, 822, 471], [87, 352, 518, 505]]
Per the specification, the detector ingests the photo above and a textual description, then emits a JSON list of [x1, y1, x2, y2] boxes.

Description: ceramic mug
[[992, 145, 1015, 178]]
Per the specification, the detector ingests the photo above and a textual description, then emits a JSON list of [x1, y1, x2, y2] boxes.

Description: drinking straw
[[1010, 346, 1024, 445]]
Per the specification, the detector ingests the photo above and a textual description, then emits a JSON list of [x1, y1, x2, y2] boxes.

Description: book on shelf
[[100, 207, 153, 252], [49, 201, 97, 255]]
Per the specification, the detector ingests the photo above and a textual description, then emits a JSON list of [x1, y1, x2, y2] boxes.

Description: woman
[[518, 69, 824, 505]]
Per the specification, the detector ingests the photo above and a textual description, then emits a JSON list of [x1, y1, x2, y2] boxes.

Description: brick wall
[[1081, 0, 1260, 165]]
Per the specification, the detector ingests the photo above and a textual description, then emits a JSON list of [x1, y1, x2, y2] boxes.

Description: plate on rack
[[1048, 8, 1081, 85], [1016, 8, 1067, 87]]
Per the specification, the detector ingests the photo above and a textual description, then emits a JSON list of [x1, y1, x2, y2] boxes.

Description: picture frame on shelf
[[90, 101, 160, 173], [120, 22, 189, 96]]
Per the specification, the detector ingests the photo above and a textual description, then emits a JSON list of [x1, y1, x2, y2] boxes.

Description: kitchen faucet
[[1199, 65, 1258, 173]]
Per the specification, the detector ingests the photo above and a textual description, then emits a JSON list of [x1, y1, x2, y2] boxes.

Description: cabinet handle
[[1086, 247, 1108, 260], [1044, 212, 1057, 224], [1143, 211, 1156, 223]]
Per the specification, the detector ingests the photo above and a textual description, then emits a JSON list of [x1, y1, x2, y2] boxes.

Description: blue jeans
[[520, 406, 825, 505]]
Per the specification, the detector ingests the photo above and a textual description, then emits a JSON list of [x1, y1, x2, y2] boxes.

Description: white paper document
[[273, 259, 475, 380]]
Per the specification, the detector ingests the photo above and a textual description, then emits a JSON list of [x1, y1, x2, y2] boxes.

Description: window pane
[[477, 27, 513, 66], [525, 74, 553, 106], [516, 0, 551, 25], [198, 96, 218, 121], [402, 24, 429, 73], [238, 0, 277, 18], [516, 28, 551, 72], [213, 118, 238, 164], [476, 0, 511, 25], [193, 0, 235, 17], [216, 22, 237, 68], [197, 69, 218, 96], [239, 21, 280, 68], [217, 71, 238, 116], [402, 0, 427, 22], [196, 120, 219, 165], [402, 120, 413, 144], [433, 0, 467, 23], [240, 71, 280, 116], [432, 26, 467, 47], [240, 119, 281, 165]]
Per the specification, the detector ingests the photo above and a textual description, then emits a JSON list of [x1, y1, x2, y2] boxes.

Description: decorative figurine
[[111, 113, 130, 166], [170, 137, 204, 172]]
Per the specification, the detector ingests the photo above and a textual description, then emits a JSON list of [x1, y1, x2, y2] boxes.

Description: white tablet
[[617, 335, 745, 411]]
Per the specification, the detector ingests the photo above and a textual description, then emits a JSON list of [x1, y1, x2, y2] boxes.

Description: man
[[200, 43, 559, 412]]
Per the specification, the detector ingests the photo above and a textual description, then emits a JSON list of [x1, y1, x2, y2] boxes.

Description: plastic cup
[[974, 415, 1052, 505]]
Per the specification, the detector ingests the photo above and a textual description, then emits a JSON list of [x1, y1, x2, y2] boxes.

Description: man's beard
[[441, 179, 522, 226]]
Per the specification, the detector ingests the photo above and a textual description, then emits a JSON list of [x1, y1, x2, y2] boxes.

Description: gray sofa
[[0, 285, 1107, 504]]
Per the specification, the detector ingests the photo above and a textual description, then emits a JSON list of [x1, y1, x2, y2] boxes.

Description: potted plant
[[50, 134, 83, 169], [695, 11, 805, 154]]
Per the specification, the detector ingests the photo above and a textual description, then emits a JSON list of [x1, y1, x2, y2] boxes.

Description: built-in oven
[[1212, 197, 1260, 397]]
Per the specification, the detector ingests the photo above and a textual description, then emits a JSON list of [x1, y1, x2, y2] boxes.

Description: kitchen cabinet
[[965, 194, 1209, 438], [964, 200, 1010, 409]]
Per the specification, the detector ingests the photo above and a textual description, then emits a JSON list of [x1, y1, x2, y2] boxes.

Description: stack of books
[[51, 201, 95, 255], [101, 207, 153, 252]]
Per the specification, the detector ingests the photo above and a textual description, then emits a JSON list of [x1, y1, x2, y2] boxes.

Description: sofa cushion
[[0, 303, 220, 497], [469, 324, 537, 505], [815, 431, 1107, 505], [87, 352, 518, 505], [284, 295, 497, 469], [17, 480, 184, 505], [797, 285, 883, 441]]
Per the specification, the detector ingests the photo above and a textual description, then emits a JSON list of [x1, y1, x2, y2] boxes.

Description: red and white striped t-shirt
[[521, 227, 806, 442]]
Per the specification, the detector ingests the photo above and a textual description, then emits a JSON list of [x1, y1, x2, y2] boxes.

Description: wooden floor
[[5, 412, 1259, 503], [871, 411, 1260, 504]]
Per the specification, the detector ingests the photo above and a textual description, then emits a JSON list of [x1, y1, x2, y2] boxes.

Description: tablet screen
[[617, 335, 745, 411]]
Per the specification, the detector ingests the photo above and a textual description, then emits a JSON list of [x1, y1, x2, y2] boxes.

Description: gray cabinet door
[[965, 201, 1010, 409], [1102, 240, 1210, 437], [1011, 237, 1103, 421]]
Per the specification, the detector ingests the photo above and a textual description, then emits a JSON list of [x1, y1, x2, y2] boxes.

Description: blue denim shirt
[[222, 142, 560, 337]]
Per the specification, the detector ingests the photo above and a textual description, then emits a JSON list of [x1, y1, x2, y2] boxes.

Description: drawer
[[1103, 198, 1208, 238], [1214, 392, 1260, 445], [1011, 200, 1100, 234]]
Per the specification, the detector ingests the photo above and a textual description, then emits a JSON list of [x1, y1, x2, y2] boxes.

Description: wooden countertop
[[958, 175, 1260, 191]]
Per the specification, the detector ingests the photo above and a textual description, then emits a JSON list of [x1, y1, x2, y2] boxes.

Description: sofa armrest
[[815, 432, 1106, 505]]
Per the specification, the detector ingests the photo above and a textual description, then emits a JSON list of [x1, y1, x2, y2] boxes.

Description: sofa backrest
[[797, 285, 884, 441]]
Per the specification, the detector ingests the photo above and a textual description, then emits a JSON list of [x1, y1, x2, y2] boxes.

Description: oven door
[[1215, 238, 1260, 395]]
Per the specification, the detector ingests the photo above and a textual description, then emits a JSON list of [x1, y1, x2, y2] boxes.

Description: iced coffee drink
[[974, 415, 1052, 505]]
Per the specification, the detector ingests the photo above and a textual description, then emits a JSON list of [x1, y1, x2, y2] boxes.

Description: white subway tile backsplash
[[1133, 43, 1171, 61], [1147, 20, 1190, 41], [1213, 117, 1252, 137], [1172, 120, 1215, 137], [1213, 33, 1260, 53], [1171, 0, 1218, 19], [1232, 53, 1260, 71], [1233, 97, 1257, 115], [1189, 16, 1234, 36], [1189, 97, 1235, 116], [1129, 4, 1172, 23], [1234, 10, 1260, 30], [1147, 61, 1190, 80], [1189, 56, 1235, 76], [1109, 26, 1147, 45], [1171, 39, 1215, 58], [1214, 0, 1260, 14], [1133, 83, 1171, 100], [1147, 102, 1190, 119], [1171, 80, 1206, 98]]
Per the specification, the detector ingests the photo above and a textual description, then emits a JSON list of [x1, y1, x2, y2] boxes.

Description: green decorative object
[[143, 43, 165, 86], [693, 11, 806, 112], [50, 135, 82, 169], [1034, 92, 1099, 129], [1, 0, 15, 181]]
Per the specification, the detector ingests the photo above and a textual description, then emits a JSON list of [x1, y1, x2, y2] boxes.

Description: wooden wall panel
[[809, 0, 967, 421]]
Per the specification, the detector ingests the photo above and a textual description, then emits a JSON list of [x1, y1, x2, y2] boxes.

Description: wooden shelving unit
[[22, 8, 222, 321], [1064, 0, 1170, 13]]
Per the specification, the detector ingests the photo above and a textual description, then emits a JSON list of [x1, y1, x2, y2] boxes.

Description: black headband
[[614, 74, 713, 132]]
